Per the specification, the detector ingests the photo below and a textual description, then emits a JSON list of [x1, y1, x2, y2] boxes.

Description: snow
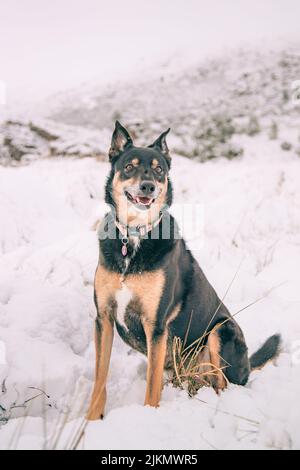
[[0, 128, 300, 449]]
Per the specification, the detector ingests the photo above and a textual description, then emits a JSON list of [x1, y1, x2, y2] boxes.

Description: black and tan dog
[[87, 121, 280, 420]]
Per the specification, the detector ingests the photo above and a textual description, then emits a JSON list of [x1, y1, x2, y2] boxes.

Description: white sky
[[0, 0, 300, 108]]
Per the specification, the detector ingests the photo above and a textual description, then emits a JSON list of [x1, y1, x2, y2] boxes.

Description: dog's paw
[[212, 375, 228, 395], [86, 410, 105, 421]]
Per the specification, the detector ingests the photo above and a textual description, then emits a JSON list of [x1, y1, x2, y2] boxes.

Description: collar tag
[[121, 237, 128, 257]]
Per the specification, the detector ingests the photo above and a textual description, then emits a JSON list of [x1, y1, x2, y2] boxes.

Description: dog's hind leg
[[86, 315, 114, 420], [143, 322, 168, 407], [206, 326, 228, 394], [196, 327, 228, 394]]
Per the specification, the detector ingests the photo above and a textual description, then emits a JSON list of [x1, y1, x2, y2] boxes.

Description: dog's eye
[[155, 165, 163, 174], [125, 163, 134, 173]]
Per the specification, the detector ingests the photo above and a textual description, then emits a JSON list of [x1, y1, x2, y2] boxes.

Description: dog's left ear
[[148, 128, 171, 167], [109, 121, 133, 161]]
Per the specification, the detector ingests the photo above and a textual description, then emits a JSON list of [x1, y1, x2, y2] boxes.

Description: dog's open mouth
[[125, 191, 155, 209]]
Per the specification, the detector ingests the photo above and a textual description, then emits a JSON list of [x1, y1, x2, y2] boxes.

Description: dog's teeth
[[133, 196, 154, 206]]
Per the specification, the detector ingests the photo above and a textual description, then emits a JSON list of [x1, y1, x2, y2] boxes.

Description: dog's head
[[105, 121, 173, 227]]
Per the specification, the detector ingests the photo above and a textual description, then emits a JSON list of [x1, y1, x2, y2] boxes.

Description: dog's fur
[[87, 121, 281, 420]]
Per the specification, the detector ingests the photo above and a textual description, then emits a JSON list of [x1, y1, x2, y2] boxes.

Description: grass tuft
[[169, 333, 228, 397]]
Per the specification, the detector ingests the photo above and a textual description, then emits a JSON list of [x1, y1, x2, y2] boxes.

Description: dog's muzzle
[[124, 182, 159, 209]]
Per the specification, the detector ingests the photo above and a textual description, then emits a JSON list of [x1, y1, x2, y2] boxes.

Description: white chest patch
[[115, 282, 133, 330], [129, 236, 140, 251]]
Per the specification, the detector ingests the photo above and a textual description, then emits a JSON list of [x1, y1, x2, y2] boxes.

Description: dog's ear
[[148, 128, 171, 167], [109, 121, 133, 161]]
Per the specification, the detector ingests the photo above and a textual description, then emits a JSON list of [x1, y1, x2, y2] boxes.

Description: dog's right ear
[[109, 121, 133, 161]]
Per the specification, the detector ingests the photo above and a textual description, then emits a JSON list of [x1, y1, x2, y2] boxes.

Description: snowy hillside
[[47, 47, 300, 162], [0, 45, 300, 450], [2, 48, 300, 166], [0, 119, 110, 165]]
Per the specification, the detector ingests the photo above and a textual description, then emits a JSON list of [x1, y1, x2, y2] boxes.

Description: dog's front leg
[[86, 315, 114, 420], [143, 321, 168, 407]]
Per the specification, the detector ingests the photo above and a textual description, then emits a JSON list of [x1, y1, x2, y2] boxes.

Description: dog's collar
[[115, 215, 163, 256], [115, 214, 163, 238]]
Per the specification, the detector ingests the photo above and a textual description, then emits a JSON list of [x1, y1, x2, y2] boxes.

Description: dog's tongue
[[137, 196, 152, 205]]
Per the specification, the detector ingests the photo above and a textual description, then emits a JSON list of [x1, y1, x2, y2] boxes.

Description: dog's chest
[[95, 265, 165, 329], [115, 281, 134, 329]]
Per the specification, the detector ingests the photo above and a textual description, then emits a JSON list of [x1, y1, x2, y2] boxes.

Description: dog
[[87, 121, 281, 420]]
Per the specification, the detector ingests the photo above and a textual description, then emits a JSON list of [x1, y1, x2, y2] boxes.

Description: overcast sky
[[0, 0, 300, 108]]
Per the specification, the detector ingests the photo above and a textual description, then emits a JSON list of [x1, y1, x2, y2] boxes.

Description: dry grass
[[169, 333, 228, 397], [0, 381, 90, 450]]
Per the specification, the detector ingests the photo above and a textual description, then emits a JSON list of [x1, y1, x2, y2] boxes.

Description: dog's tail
[[250, 334, 281, 370]]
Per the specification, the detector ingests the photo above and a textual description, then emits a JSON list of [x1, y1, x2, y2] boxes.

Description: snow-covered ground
[[0, 130, 300, 449]]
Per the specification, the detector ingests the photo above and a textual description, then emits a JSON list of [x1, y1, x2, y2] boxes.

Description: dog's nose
[[140, 181, 155, 195]]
